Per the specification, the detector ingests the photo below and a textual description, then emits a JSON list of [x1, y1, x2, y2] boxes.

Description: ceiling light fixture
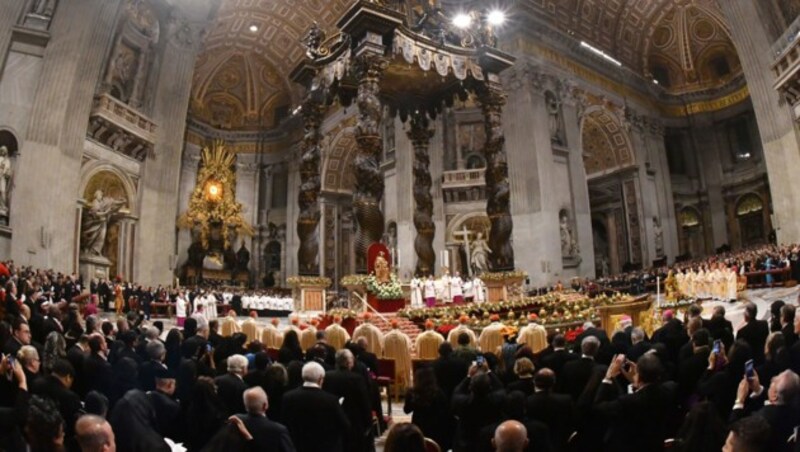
[[487, 10, 506, 26], [452, 13, 472, 29], [249, 24, 259, 33]]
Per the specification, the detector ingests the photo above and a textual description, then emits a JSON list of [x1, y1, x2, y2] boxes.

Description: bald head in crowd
[[75, 414, 115, 452], [493, 420, 528, 452], [244, 386, 269, 416]]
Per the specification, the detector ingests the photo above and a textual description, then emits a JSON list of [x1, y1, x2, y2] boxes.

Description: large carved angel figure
[[81, 190, 126, 257]]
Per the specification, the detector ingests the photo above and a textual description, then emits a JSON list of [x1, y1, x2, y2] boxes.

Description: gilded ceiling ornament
[[178, 140, 254, 250]]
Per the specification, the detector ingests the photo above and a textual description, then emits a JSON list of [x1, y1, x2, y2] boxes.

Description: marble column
[[11, 0, 122, 271], [645, 121, 679, 262], [408, 111, 436, 276], [501, 63, 559, 285], [136, 7, 215, 285], [296, 91, 325, 276], [477, 80, 515, 272], [720, 0, 800, 244], [352, 54, 388, 273], [393, 115, 415, 278], [692, 116, 728, 249]]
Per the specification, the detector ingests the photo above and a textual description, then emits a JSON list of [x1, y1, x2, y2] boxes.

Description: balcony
[[442, 168, 486, 204], [772, 14, 800, 118], [87, 93, 157, 161]]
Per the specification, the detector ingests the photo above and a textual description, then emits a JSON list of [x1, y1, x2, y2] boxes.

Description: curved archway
[[321, 127, 357, 194], [580, 107, 635, 177]]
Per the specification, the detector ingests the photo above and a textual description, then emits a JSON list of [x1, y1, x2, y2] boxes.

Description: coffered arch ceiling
[[519, 0, 742, 95], [190, 0, 353, 130]]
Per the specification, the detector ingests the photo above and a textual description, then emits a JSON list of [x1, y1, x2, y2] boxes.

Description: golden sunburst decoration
[[178, 139, 254, 250]]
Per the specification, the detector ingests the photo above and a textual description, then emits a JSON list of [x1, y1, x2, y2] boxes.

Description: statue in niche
[[545, 90, 565, 145], [30, 0, 57, 16], [0, 146, 12, 217], [471, 232, 492, 275], [560, 211, 576, 257], [653, 217, 665, 258], [236, 241, 251, 272], [81, 190, 126, 257]]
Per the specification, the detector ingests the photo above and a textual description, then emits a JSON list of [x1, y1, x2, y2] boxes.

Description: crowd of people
[[3, 252, 800, 451]]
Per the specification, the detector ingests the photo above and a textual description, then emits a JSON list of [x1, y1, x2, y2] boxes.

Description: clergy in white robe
[[447, 316, 477, 347], [410, 276, 423, 308], [473, 277, 486, 304], [424, 276, 437, 308], [450, 273, 464, 304]]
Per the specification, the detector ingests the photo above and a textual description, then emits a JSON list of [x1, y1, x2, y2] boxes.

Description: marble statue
[[560, 213, 574, 256], [80, 190, 126, 257], [545, 90, 564, 145], [374, 251, 391, 284], [471, 232, 492, 274], [236, 241, 251, 272], [31, 0, 57, 16], [0, 146, 12, 216], [654, 217, 665, 258]]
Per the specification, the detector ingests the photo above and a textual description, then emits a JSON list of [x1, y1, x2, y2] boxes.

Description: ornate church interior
[[6, 1, 800, 451]]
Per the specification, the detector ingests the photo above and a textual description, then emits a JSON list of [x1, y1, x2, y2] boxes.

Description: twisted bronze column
[[408, 111, 436, 276], [296, 90, 326, 275], [478, 83, 515, 271], [353, 54, 388, 273]]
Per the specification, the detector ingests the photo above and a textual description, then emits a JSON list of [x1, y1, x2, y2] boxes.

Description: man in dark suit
[[234, 387, 294, 451], [146, 367, 181, 440], [138, 340, 168, 392], [67, 334, 89, 396], [652, 310, 689, 365], [282, 361, 350, 452], [322, 349, 372, 452], [433, 342, 468, 401], [353, 337, 378, 373], [215, 354, 249, 416], [729, 369, 800, 450], [30, 359, 82, 441], [539, 334, 578, 378], [3, 317, 30, 356], [526, 368, 575, 451], [781, 304, 798, 347], [82, 334, 113, 400], [707, 305, 734, 350], [593, 353, 678, 452], [40, 305, 64, 343], [314, 331, 337, 368], [737, 302, 769, 365], [677, 328, 711, 400], [625, 327, 651, 363], [558, 336, 607, 401]]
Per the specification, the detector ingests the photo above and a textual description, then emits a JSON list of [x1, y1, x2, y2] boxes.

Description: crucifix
[[453, 225, 472, 278]]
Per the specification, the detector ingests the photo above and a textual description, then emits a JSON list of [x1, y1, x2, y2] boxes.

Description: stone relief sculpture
[[81, 190, 127, 257], [545, 90, 565, 145], [654, 217, 665, 258], [471, 232, 492, 275], [560, 211, 578, 257], [0, 146, 12, 218], [30, 0, 57, 16]]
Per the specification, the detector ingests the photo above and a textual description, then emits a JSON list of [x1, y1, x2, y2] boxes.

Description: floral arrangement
[[365, 273, 404, 300], [326, 308, 360, 320], [286, 276, 332, 287], [480, 270, 528, 282], [341, 274, 369, 286]]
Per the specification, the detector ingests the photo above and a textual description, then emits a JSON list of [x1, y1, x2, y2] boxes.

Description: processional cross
[[453, 225, 472, 278]]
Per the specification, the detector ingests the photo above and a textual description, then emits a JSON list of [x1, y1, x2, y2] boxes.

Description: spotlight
[[452, 13, 472, 29], [487, 10, 506, 26], [249, 24, 259, 33]]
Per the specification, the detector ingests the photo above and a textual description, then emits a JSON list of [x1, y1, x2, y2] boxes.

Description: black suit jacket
[[281, 386, 350, 452], [707, 316, 734, 350], [322, 369, 372, 451], [215, 373, 248, 416], [558, 357, 606, 402], [730, 394, 798, 452], [138, 360, 166, 392], [30, 375, 82, 436], [593, 380, 678, 452], [147, 390, 181, 440], [526, 391, 575, 450], [234, 413, 295, 452], [83, 353, 113, 399], [737, 320, 769, 364], [433, 355, 468, 400], [539, 349, 578, 378], [782, 324, 798, 348]]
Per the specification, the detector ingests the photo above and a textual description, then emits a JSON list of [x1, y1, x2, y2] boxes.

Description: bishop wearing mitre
[[415, 319, 444, 360], [325, 315, 351, 350], [352, 312, 384, 356]]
